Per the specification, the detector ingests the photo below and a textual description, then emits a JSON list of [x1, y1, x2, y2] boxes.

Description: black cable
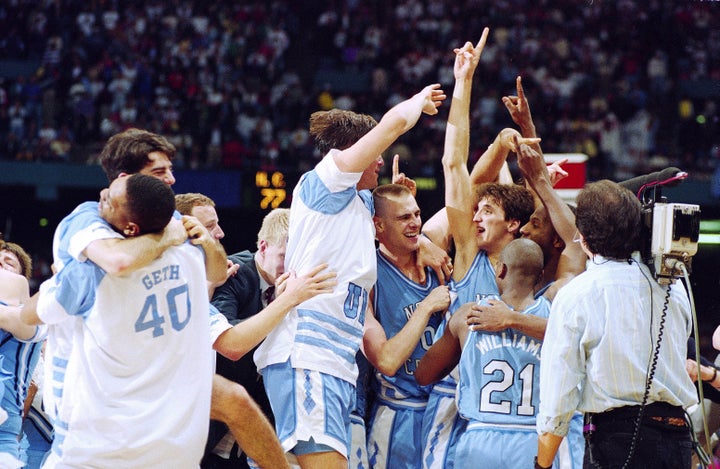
[[618, 259, 670, 469]]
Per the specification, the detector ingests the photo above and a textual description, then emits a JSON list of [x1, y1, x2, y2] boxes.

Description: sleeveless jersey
[[457, 296, 550, 426], [372, 251, 441, 405]]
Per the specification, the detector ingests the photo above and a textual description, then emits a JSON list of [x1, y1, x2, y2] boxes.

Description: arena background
[[0, 1, 719, 355]]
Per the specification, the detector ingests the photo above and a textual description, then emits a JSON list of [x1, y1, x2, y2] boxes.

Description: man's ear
[[123, 222, 140, 237], [258, 239, 268, 254], [507, 219, 520, 235], [373, 216, 384, 233], [497, 262, 508, 280]]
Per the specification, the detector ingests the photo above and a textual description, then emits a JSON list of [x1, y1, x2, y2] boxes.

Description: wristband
[[710, 367, 718, 384], [534, 456, 551, 469]]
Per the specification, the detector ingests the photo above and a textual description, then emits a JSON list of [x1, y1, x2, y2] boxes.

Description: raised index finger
[[516, 76, 525, 101], [392, 154, 400, 179], [475, 27, 490, 58]]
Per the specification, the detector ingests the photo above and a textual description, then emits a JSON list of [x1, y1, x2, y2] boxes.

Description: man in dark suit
[[203, 208, 290, 469]]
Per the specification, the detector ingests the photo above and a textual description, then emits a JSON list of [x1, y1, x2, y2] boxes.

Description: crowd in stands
[[0, 0, 718, 181]]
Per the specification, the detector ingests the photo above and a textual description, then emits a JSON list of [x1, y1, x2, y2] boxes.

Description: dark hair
[[0, 240, 32, 279], [576, 180, 641, 259], [99, 128, 176, 182], [476, 183, 535, 233], [125, 174, 176, 234], [309, 109, 377, 153]]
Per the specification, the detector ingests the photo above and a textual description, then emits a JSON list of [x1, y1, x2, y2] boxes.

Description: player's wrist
[[707, 367, 718, 385], [534, 456, 551, 469]]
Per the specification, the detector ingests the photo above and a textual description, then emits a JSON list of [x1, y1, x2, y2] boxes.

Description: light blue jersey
[[457, 297, 549, 426], [367, 253, 442, 469], [453, 297, 549, 469], [45, 202, 121, 429], [0, 320, 42, 465], [371, 252, 441, 404], [422, 251, 499, 469], [422, 251, 498, 469]]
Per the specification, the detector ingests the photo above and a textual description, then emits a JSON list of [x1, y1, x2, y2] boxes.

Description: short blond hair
[[257, 208, 290, 248], [175, 193, 216, 216]]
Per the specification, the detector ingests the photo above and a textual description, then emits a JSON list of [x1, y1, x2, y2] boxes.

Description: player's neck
[[379, 245, 423, 283], [485, 236, 514, 269], [500, 289, 535, 313], [542, 254, 560, 285]]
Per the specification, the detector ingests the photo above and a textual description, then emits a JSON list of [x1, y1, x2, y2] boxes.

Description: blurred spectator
[[0, 0, 716, 180]]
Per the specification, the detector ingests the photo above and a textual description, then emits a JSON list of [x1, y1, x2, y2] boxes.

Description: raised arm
[[334, 85, 445, 174], [467, 127, 539, 187], [363, 285, 450, 376], [502, 76, 540, 142], [442, 31, 489, 277], [516, 141, 577, 247], [516, 141, 586, 302], [469, 75, 541, 187]]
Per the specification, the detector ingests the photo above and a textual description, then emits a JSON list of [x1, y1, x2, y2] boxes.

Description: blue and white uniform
[[45, 202, 122, 429], [454, 297, 549, 468], [36, 243, 213, 468], [0, 303, 43, 467], [350, 352, 371, 469], [367, 253, 441, 469], [45, 202, 231, 461], [421, 251, 498, 469], [255, 151, 376, 457]]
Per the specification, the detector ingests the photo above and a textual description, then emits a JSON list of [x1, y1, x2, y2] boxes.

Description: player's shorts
[[0, 412, 23, 463], [421, 387, 465, 469], [367, 398, 426, 469], [454, 417, 585, 469], [349, 410, 369, 469], [455, 423, 537, 468], [262, 360, 355, 458], [21, 408, 52, 469]]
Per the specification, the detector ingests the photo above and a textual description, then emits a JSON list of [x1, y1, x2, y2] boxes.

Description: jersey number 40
[[135, 284, 192, 337]]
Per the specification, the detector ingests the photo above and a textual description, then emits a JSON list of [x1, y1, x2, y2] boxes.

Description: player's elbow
[[99, 254, 135, 276], [374, 359, 401, 378], [441, 153, 461, 169], [414, 364, 435, 386], [213, 331, 250, 361], [415, 371, 432, 387], [215, 345, 245, 362]]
